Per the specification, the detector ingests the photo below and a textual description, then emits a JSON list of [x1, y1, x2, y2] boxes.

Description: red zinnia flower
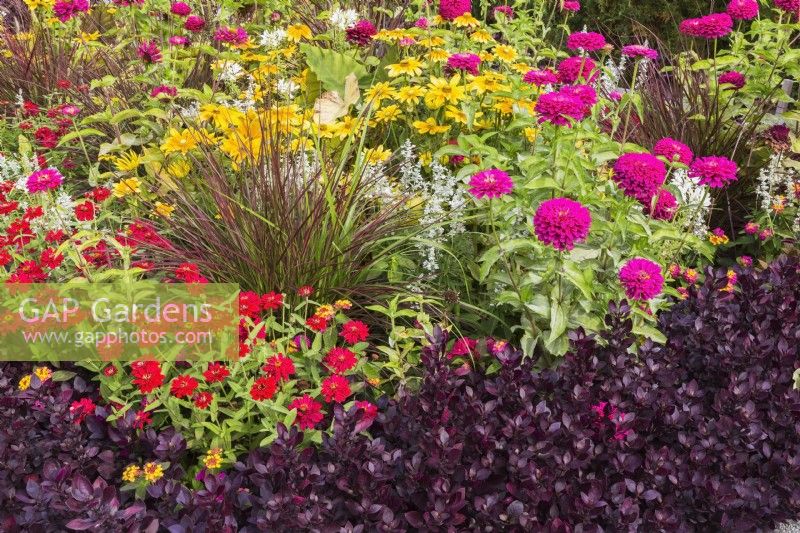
[[69, 398, 96, 423], [261, 291, 284, 311], [194, 391, 213, 409], [131, 361, 164, 394], [250, 376, 278, 401], [324, 346, 358, 373], [133, 409, 152, 429], [288, 394, 324, 429], [202, 362, 230, 383], [321, 374, 351, 403], [306, 314, 328, 332], [75, 201, 96, 221], [262, 354, 295, 381], [239, 291, 262, 318], [40, 248, 64, 269], [297, 285, 314, 297], [170, 374, 199, 398], [339, 320, 369, 344]]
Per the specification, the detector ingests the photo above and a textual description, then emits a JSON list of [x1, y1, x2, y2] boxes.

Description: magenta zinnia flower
[[645, 189, 678, 221], [214, 26, 249, 45], [619, 258, 664, 300], [679, 13, 733, 39], [719, 70, 745, 89], [535, 90, 588, 126], [439, 0, 471, 20], [689, 156, 738, 188], [52, 0, 89, 22], [345, 20, 377, 46], [169, 35, 189, 46], [561, 0, 580, 12], [612, 153, 667, 203], [727, 0, 759, 19], [493, 5, 514, 18], [137, 40, 162, 63], [469, 169, 513, 199], [533, 197, 591, 251], [170, 1, 190, 15], [447, 53, 481, 75], [621, 45, 659, 61], [560, 84, 597, 112], [566, 31, 607, 51], [523, 69, 558, 86], [26, 168, 64, 193], [774, 0, 800, 14], [184, 15, 205, 32], [556, 56, 597, 84], [653, 137, 693, 165]]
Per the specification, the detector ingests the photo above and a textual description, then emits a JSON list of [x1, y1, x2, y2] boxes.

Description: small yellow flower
[[396, 85, 425, 106], [142, 462, 164, 483], [167, 159, 191, 179], [413, 117, 450, 135], [453, 13, 480, 28], [386, 58, 425, 78], [524, 127, 539, 143], [74, 32, 100, 44], [419, 152, 433, 166], [154, 201, 175, 218], [334, 299, 352, 310], [367, 377, 381, 387], [315, 304, 336, 319], [418, 36, 445, 48], [23, 0, 53, 9], [364, 82, 396, 106], [18, 375, 31, 391], [771, 195, 786, 214], [365, 146, 392, 165], [34, 366, 52, 382], [425, 75, 466, 109], [113, 177, 142, 198], [113, 150, 141, 172], [493, 45, 518, 63], [161, 128, 199, 155], [122, 465, 141, 483], [470, 30, 494, 43], [427, 48, 450, 62], [444, 105, 468, 124], [203, 450, 223, 470], [374, 105, 402, 123], [286, 24, 312, 42]]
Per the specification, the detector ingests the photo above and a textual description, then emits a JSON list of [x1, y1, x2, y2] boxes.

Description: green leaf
[[548, 300, 567, 343], [51, 370, 76, 382], [632, 323, 667, 344], [57, 128, 107, 147], [300, 44, 368, 94]]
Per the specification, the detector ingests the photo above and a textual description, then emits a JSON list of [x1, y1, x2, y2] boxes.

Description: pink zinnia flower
[[561, 0, 580, 12], [345, 20, 377, 46], [744, 221, 760, 234], [137, 40, 162, 63], [719, 70, 745, 89], [439, 0, 471, 20], [689, 156, 738, 188], [288, 394, 324, 429], [184, 15, 205, 32], [414, 17, 429, 28], [560, 84, 597, 112], [52, 0, 89, 22], [645, 189, 678, 221], [447, 53, 481, 75], [566, 31, 607, 51], [612, 153, 667, 203], [468, 168, 513, 199], [150, 85, 177, 98], [214, 26, 248, 45], [523, 69, 558, 86], [621, 45, 659, 61], [169, 35, 190, 46], [556, 56, 597, 84], [533, 197, 591, 251], [535, 89, 588, 126], [774, 0, 800, 15], [448, 337, 478, 359], [653, 137, 693, 165], [679, 13, 733, 39], [727, 0, 759, 19], [493, 5, 514, 18], [170, 1, 190, 15], [618, 258, 664, 300], [26, 168, 64, 193]]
